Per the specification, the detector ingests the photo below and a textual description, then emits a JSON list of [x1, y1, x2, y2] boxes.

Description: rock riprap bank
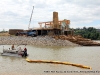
[[0, 36, 79, 46]]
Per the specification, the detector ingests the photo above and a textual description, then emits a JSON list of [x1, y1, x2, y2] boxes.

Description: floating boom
[[26, 58, 92, 69]]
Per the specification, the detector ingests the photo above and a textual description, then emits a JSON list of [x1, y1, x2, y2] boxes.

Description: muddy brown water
[[0, 44, 100, 75]]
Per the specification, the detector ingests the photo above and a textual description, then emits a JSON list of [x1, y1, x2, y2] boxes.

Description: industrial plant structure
[[9, 11, 73, 36]]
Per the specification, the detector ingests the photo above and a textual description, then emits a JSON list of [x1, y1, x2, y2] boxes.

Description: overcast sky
[[0, 0, 100, 31]]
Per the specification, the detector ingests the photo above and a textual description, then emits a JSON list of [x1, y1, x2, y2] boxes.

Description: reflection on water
[[0, 45, 100, 75]]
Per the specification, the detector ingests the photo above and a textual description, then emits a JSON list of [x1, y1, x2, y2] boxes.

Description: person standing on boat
[[22, 47, 27, 57], [11, 44, 15, 50]]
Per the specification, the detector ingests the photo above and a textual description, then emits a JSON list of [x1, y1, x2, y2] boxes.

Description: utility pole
[[28, 6, 34, 29]]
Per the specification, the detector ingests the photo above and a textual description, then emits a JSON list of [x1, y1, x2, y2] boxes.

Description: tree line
[[74, 27, 100, 40]]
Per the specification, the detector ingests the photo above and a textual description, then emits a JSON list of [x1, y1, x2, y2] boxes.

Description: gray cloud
[[0, 0, 100, 30]]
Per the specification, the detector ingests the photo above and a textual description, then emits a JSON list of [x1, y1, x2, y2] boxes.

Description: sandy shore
[[0, 36, 79, 46]]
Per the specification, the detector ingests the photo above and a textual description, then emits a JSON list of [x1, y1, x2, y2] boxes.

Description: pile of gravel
[[0, 36, 79, 46]]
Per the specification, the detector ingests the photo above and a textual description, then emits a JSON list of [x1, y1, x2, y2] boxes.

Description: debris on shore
[[53, 35, 100, 46]]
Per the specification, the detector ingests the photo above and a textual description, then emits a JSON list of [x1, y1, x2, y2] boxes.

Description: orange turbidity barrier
[[26, 58, 92, 69]]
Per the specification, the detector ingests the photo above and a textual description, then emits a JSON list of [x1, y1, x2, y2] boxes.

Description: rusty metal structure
[[38, 12, 70, 29], [37, 11, 72, 35]]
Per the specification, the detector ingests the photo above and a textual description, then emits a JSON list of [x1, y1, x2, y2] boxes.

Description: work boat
[[0, 46, 28, 57]]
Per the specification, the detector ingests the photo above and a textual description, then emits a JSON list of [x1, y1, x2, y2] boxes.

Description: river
[[0, 45, 100, 75]]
